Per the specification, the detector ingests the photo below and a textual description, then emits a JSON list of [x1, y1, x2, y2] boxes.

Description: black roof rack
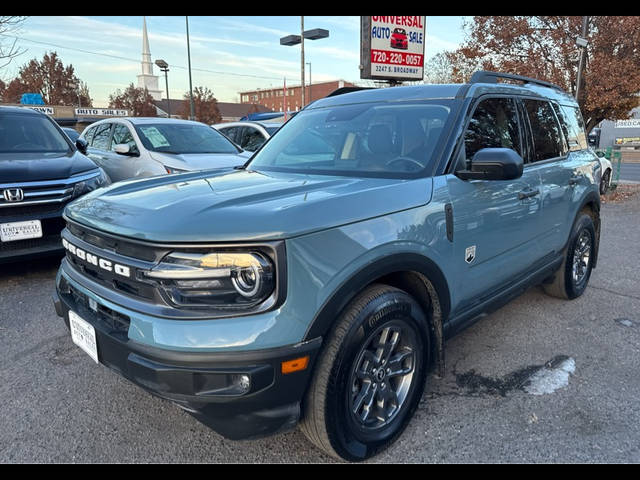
[[470, 71, 564, 92], [326, 86, 375, 97]]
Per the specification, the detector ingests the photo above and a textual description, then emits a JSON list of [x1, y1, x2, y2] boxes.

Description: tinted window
[[91, 123, 112, 150], [219, 126, 240, 143], [111, 124, 139, 154], [242, 127, 266, 151], [134, 123, 239, 154], [249, 101, 453, 177], [83, 126, 96, 145], [554, 104, 588, 151], [464, 97, 521, 161], [523, 99, 565, 162]]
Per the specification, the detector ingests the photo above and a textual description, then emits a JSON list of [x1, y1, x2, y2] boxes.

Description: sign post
[[360, 16, 426, 83]]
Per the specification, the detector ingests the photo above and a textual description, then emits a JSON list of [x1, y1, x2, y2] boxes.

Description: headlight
[[143, 250, 276, 310], [73, 169, 110, 196]]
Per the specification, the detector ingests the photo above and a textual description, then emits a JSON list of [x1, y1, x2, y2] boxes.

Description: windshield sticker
[[140, 127, 170, 148]]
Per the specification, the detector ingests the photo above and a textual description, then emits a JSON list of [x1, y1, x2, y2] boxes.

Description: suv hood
[[148, 150, 251, 171], [65, 169, 433, 242], [0, 151, 98, 183]]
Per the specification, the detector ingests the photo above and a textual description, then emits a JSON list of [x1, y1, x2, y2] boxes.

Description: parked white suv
[[81, 118, 251, 182]]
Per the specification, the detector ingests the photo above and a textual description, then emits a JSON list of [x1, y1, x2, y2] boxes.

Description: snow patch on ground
[[524, 357, 576, 395]]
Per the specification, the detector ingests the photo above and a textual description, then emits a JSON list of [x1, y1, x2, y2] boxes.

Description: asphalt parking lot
[[1, 189, 639, 464]]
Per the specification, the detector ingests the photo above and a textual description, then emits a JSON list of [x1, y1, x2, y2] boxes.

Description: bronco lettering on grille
[[62, 238, 131, 278]]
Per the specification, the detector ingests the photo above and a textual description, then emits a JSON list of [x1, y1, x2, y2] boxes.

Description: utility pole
[[186, 16, 195, 120], [575, 16, 589, 102], [300, 16, 305, 108]]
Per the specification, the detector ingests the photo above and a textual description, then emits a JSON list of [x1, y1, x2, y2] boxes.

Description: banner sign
[[614, 119, 640, 129], [615, 137, 640, 146], [24, 106, 54, 115], [75, 108, 129, 117], [360, 16, 426, 81]]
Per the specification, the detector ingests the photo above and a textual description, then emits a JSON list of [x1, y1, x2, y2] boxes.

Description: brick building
[[239, 79, 356, 112]]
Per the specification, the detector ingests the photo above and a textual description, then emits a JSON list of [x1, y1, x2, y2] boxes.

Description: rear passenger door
[[447, 96, 544, 315], [518, 98, 575, 257]]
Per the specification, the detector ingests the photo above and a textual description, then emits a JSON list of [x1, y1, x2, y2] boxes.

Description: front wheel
[[543, 212, 596, 300], [600, 169, 611, 195], [300, 284, 430, 461]]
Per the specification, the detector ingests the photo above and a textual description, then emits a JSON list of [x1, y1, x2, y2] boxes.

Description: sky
[[1, 16, 469, 108]]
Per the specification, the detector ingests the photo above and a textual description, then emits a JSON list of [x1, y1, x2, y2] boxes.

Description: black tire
[[600, 169, 611, 195], [543, 212, 596, 300], [300, 284, 430, 461]]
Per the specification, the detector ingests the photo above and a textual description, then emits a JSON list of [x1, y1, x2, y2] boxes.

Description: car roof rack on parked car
[[470, 70, 565, 92]]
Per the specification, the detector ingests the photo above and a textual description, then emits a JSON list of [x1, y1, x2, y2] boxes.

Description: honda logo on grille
[[3, 188, 24, 202]]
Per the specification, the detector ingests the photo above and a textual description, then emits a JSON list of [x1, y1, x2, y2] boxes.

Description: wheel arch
[[303, 253, 451, 376]]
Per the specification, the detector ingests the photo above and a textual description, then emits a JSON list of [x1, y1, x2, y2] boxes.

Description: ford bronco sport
[[53, 71, 601, 461]]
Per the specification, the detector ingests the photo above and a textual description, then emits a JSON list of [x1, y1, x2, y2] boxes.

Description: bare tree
[[0, 16, 27, 71]]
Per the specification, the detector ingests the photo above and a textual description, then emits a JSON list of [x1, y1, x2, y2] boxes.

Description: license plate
[[0, 220, 43, 242], [69, 310, 99, 364]]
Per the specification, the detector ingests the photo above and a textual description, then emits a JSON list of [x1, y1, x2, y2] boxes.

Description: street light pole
[[186, 16, 195, 120], [155, 59, 170, 117], [575, 16, 589, 102], [280, 23, 328, 109]]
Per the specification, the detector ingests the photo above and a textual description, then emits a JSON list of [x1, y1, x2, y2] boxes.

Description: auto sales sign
[[360, 16, 426, 81]]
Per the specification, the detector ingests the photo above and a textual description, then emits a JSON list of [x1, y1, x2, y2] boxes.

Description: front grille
[[69, 283, 130, 337], [0, 202, 63, 219], [0, 170, 100, 210]]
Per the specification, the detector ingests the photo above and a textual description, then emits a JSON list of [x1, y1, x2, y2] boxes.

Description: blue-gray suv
[[53, 71, 602, 461]]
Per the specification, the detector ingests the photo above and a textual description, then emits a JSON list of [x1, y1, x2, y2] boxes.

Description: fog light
[[233, 374, 251, 394]]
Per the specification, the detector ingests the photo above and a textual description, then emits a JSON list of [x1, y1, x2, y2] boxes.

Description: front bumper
[[54, 265, 322, 440]]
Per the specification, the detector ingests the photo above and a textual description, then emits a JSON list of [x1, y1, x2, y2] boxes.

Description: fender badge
[[465, 245, 476, 264]]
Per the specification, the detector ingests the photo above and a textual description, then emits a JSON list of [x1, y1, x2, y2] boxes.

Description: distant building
[[591, 106, 640, 161], [239, 79, 355, 112], [153, 99, 272, 123], [137, 17, 163, 101]]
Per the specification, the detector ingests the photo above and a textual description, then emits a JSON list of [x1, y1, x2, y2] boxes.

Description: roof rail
[[469, 70, 564, 92], [326, 86, 375, 97]]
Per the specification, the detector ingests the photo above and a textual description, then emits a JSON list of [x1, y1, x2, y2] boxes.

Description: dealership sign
[[23, 106, 54, 115], [75, 108, 129, 117], [614, 119, 640, 129], [360, 16, 426, 81]]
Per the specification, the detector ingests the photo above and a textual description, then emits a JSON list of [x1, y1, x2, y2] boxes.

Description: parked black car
[[0, 107, 109, 262]]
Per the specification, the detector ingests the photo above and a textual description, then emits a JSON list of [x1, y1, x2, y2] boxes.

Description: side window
[[522, 99, 565, 162], [219, 126, 240, 144], [554, 104, 588, 151], [91, 123, 112, 151], [111, 124, 139, 154], [84, 126, 96, 145], [464, 97, 521, 163], [242, 127, 266, 151]]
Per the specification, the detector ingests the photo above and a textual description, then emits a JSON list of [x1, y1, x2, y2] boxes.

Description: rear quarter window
[[554, 104, 588, 151]]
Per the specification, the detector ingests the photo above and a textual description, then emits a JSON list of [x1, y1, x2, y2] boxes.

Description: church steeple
[[137, 16, 163, 101], [141, 16, 153, 76]]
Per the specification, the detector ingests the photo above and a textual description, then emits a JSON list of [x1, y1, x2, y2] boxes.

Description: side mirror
[[455, 148, 524, 181], [75, 138, 88, 155], [114, 144, 133, 155]]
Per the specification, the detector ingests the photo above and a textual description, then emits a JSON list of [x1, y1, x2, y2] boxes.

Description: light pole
[[575, 16, 589, 102], [155, 59, 170, 117], [186, 16, 195, 120], [307, 62, 312, 102], [280, 18, 328, 108]]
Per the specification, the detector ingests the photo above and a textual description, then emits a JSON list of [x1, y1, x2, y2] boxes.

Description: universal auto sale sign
[[360, 16, 426, 81]]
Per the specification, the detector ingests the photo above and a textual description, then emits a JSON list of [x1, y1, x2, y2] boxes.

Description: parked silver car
[[212, 121, 282, 152], [80, 118, 251, 182]]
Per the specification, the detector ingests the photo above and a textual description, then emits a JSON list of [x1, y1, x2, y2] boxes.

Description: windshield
[[0, 113, 71, 154], [134, 123, 240, 154], [248, 100, 453, 178]]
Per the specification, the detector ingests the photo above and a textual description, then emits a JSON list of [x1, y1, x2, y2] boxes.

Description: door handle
[[518, 188, 540, 200]]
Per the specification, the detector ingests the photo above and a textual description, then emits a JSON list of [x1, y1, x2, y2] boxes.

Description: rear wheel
[[543, 212, 596, 300], [300, 284, 430, 461]]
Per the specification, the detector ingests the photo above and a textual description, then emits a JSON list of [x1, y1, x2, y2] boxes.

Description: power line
[[0, 34, 287, 82]]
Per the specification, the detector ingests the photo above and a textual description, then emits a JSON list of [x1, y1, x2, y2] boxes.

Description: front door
[[447, 96, 543, 316]]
